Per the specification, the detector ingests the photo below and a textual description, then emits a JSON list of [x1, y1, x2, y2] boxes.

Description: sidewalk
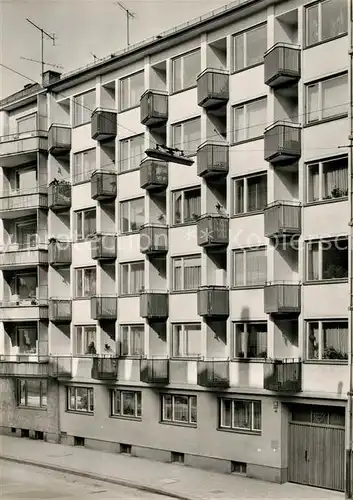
[[0, 435, 342, 499]]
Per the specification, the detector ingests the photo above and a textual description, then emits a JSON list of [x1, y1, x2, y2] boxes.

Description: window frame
[[232, 23, 267, 72], [119, 324, 145, 356], [161, 394, 197, 425], [172, 254, 201, 292], [111, 389, 142, 419], [17, 379, 47, 408], [171, 323, 202, 358], [171, 117, 201, 155], [172, 49, 201, 93], [16, 113, 37, 134], [306, 237, 348, 282], [306, 319, 348, 361], [232, 322, 268, 359], [75, 267, 96, 298], [233, 172, 267, 215], [120, 261, 145, 296], [15, 218, 37, 249], [232, 97, 267, 144], [232, 247, 267, 287], [304, 0, 348, 47], [119, 197, 145, 233], [119, 134, 145, 173], [119, 71, 145, 111], [17, 325, 37, 354], [219, 398, 262, 433], [74, 325, 97, 355], [73, 90, 96, 127], [306, 155, 348, 203], [305, 73, 348, 124], [67, 386, 94, 413], [75, 208, 96, 241], [73, 148, 96, 185], [172, 186, 201, 225]]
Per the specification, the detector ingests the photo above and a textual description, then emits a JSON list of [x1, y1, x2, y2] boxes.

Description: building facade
[[0, 0, 352, 493]]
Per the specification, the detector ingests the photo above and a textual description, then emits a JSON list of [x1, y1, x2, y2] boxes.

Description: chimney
[[42, 70, 61, 87]]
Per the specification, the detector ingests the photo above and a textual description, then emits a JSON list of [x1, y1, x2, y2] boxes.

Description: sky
[[0, 0, 230, 99]]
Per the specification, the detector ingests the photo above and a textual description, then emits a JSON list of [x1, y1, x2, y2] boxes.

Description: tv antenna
[[20, 56, 63, 70], [90, 52, 99, 62], [116, 2, 135, 46], [26, 18, 56, 77]]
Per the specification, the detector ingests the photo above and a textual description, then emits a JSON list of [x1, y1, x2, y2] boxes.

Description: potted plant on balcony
[[323, 346, 348, 360]]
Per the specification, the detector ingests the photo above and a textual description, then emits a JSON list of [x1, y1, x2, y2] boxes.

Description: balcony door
[[17, 325, 37, 357], [16, 219, 37, 249], [13, 273, 37, 302], [15, 166, 37, 193]]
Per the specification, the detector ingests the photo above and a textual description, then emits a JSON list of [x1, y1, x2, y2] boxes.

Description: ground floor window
[[161, 394, 197, 425], [219, 398, 261, 433], [111, 389, 141, 418], [67, 386, 94, 413], [17, 379, 47, 408], [291, 404, 345, 427]]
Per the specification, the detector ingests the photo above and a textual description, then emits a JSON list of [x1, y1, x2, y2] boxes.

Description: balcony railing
[[0, 130, 48, 167], [264, 201, 301, 239], [0, 287, 48, 321], [49, 299, 72, 322], [140, 159, 168, 191], [90, 296, 117, 320], [140, 90, 168, 127], [91, 356, 119, 380], [91, 108, 117, 141], [264, 358, 302, 392], [140, 358, 169, 384], [197, 214, 229, 247], [264, 282, 301, 315], [91, 170, 117, 200], [91, 233, 117, 260], [48, 124, 71, 156], [264, 43, 301, 88], [0, 187, 48, 216], [48, 240, 72, 266], [0, 355, 49, 377], [0, 244, 48, 269], [197, 360, 230, 388], [197, 141, 229, 178], [49, 356, 73, 378], [48, 181, 71, 210], [140, 223, 168, 254], [197, 286, 229, 317], [197, 68, 229, 109], [264, 121, 301, 164], [140, 291, 169, 319]]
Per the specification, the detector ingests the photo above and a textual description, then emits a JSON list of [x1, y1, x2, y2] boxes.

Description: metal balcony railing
[[49, 299, 72, 322], [48, 240, 72, 266], [197, 141, 229, 178], [197, 359, 230, 388], [197, 285, 229, 317], [264, 201, 301, 239], [91, 170, 117, 200], [140, 358, 169, 384], [197, 214, 229, 247], [49, 356, 73, 378], [90, 296, 117, 320], [48, 181, 71, 210], [264, 281, 301, 315], [264, 121, 301, 164], [197, 68, 229, 109], [140, 290, 169, 319], [140, 90, 168, 127], [48, 124, 71, 156], [90, 233, 117, 260], [91, 108, 117, 141], [140, 223, 168, 254], [264, 43, 301, 88], [264, 358, 302, 392], [140, 159, 168, 191], [91, 356, 119, 380]]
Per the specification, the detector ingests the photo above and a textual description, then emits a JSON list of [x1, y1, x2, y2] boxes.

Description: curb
[[0, 454, 198, 500]]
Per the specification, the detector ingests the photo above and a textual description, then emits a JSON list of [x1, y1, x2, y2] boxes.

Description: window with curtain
[[233, 322, 267, 358], [233, 173, 267, 214], [16, 220, 37, 249], [306, 73, 348, 123], [219, 398, 261, 432], [68, 387, 94, 412], [305, 0, 348, 47], [172, 118, 201, 154], [307, 156, 348, 202], [17, 326, 37, 354], [111, 390, 142, 418], [75, 267, 96, 298], [233, 248, 267, 287], [120, 261, 144, 295], [76, 208, 96, 240], [233, 98, 267, 143], [307, 238, 348, 281], [307, 320, 348, 360], [74, 325, 97, 355], [171, 323, 201, 357], [161, 394, 197, 424], [120, 325, 144, 356], [120, 198, 145, 233], [17, 379, 47, 408], [17, 113, 37, 134], [233, 23, 267, 71], [73, 149, 96, 184], [172, 255, 201, 291], [119, 71, 144, 111], [73, 90, 96, 127], [172, 49, 201, 92], [119, 134, 144, 172], [172, 187, 201, 224]]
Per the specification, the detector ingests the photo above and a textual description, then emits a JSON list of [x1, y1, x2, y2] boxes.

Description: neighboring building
[[0, 0, 351, 493]]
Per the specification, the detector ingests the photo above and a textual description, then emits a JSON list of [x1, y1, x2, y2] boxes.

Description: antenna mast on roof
[[116, 2, 135, 46], [26, 18, 56, 78]]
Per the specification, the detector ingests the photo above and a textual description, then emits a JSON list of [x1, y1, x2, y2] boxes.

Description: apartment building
[[0, 0, 351, 493]]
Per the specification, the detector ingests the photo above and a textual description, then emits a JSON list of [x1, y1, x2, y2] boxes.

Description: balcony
[[140, 291, 169, 319], [0, 288, 48, 321], [264, 121, 301, 164], [48, 239, 71, 267], [0, 130, 48, 167], [140, 90, 168, 127], [140, 223, 168, 254], [49, 299, 72, 322], [91, 108, 117, 141], [90, 296, 117, 320], [197, 286, 229, 317], [264, 43, 301, 88], [91, 170, 117, 200], [140, 358, 169, 384], [0, 356, 49, 377], [264, 358, 302, 392], [140, 159, 168, 191], [197, 360, 230, 388], [48, 124, 71, 156], [91, 356, 119, 380], [264, 282, 301, 315], [197, 214, 229, 247], [264, 201, 301, 239], [0, 188, 48, 219], [0, 244, 48, 270], [48, 181, 71, 211], [91, 233, 117, 260], [197, 68, 229, 109], [197, 141, 229, 179]]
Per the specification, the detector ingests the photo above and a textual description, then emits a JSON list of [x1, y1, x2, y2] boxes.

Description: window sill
[[118, 294, 141, 298], [170, 356, 202, 361], [303, 279, 348, 286], [303, 113, 348, 128], [118, 167, 140, 176], [231, 357, 266, 363], [66, 410, 94, 416], [110, 415, 142, 422], [118, 104, 140, 114], [169, 290, 198, 295], [170, 84, 197, 96], [230, 135, 264, 147], [72, 121, 91, 129], [230, 285, 265, 291], [230, 210, 264, 219], [119, 230, 140, 236], [17, 406, 47, 411], [72, 180, 91, 186], [217, 427, 261, 436], [169, 221, 198, 228], [303, 359, 348, 365], [304, 197, 348, 207], [73, 297, 92, 301], [304, 32, 348, 51], [74, 238, 95, 243], [231, 61, 264, 76], [160, 420, 197, 428], [118, 355, 143, 360]]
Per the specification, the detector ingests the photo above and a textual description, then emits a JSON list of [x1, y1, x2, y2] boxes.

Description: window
[[14, 166, 37, 191], [120, 325, 144, 356], [14, 273, 37, 301], [75, 208, 96, 241], [17, 114, 37, 134], [233, 248, 267, 287], [219, 398, 261, 432], [73, 149, 96, 184], [307, 156, 348, 202], [67, 387, 94, 413], [233, 98, 267, 143], [17, 379, 47, 408], [172, 255, 201, 291], [75, 267, 96, 298], [307, 320, 348, 360], [111, 390, 142, 418], [73, 90, 96, 127], [291, 404, 345, 426], [172, 323, 201, 357], [172, 49, 201, 92], [233, 323, 267, 359], [120, 71, 144, 110], [305, 0, 348, 46], [120, 198, 145, 233], [16, 219, 37, 249], [172, 187, 201, 224], [306, 73, 348, 123], [233, 173, 267, 214], [233, 24, 267, 71], [172, 118, 201, 154], [120, 261, 144, 295], [307, 238, 348, 281], [161, 394, 197, 425], [17, 326, 37, 354], [119, 134, 144, 172], [74, 325, 97, 355]]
